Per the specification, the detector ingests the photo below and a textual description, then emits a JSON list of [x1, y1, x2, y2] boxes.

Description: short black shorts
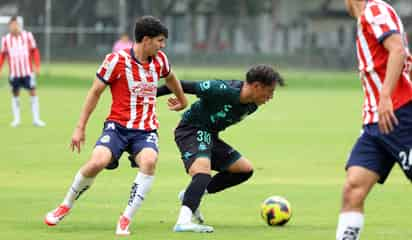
[[174, 121, 241, 173], [9, 75, 36, 93]]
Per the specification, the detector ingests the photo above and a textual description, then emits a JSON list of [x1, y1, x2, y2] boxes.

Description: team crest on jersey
[[100, 135, 111, 143], [130, 82, 157, 97]]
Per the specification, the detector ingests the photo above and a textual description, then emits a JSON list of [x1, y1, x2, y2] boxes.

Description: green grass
[[0, 64, 411, 239]]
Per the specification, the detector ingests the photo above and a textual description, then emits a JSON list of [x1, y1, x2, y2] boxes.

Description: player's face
[[253, 82, 276, 105], [146, 35, 166, 55], [8, 20, 20, 34]]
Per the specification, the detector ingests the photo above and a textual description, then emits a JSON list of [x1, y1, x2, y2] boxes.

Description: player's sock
[[176, 205, 193, 224], [336, 211, 364, 240], [180, 173, 211, 221], [11, 96, 20, 123], [62, 171, 95, 208], [206, 170, 253, 194], [31, 96, 41, 122], [122, 172, 154, 220]]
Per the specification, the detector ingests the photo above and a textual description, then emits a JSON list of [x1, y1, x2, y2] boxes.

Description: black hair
[[134, 16, 168, 43], [9, 15, 18, 24], [246, 64, 285, 87]]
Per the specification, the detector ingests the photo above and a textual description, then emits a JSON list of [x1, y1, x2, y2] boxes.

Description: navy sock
[[182, 173, 212, 213], [207, 170, 253, 194]]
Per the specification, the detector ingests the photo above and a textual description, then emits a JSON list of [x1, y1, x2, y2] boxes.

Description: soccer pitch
[[0, 64, 411, 240]]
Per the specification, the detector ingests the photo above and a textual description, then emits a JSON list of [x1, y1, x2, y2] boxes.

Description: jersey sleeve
[[364, 4, 400, 43], [96, 53, 121, 84], [27, 32, 37, 49], [157, 50, 171, 78], [1, 37, 7, 53], [195, 80, 240, 102]]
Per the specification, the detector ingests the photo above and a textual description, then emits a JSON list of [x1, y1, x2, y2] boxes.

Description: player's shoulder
[[156, 50, 168, 58]]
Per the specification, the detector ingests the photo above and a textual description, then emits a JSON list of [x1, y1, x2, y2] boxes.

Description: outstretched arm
[[157, 80, 197, 97], [71, 78, 107, 153]]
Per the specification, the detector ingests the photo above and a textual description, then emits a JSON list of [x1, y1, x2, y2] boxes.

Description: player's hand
[[378, 95, 398, 134], [33, 66, 40, 76], [70, 127, 85, 153], [167, 97, 186, 111]]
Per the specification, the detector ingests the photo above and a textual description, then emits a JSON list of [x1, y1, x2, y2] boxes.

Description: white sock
[[176, 205, 193, 225], [336, 211, 364, 240], [62, 171, 95, 208], [122, 172, 155, 220], [31, 96, 41, 122], [11, 97, 20, 122]]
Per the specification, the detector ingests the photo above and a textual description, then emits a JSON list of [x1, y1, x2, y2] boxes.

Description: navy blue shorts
[[9, 75, 36, 92], [346, 101, 412, 184], [95, 121, 159, 170]]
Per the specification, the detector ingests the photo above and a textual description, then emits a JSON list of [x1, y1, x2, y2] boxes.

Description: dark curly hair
[[134, 16, 168, 43], [246, 64, 285, 86]]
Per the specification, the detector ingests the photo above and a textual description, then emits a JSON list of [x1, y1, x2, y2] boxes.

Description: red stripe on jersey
[[157, 51, 169, 77]]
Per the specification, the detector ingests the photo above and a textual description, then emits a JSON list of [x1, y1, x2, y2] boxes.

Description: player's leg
[[336, 166, 378, 240], [174, 156, 214, 233], [10, 77, 21, 127], [117, 131, 159, 235], [44, 146, 112, 226], [45, 122, 124, 226], [173, 123, 214, 232], [206, 157, 253, 193], [336, 129, 393, 240], [26, 75, 45, 127]]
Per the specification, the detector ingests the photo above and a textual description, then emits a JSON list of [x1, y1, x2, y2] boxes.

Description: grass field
[[1, 64, 412, 240]]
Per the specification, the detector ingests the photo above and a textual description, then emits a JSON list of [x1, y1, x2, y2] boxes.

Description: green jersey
[[181, 80, 258, 133]]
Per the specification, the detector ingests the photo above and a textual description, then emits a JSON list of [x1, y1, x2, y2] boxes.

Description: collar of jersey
[[130, 48, 152, 65]]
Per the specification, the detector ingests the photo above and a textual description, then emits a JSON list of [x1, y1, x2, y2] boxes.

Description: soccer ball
[[260, 196, 292, 226]]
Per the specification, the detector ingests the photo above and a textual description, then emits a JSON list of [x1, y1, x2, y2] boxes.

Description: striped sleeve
[[96, 53, 120, 84], [157, 50, 171, 78], [364, 4, 399, 43], [1, 36, 7, 53], [27, 32, 37, 49]]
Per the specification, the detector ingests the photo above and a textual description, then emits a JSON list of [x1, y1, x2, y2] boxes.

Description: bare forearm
[[381, 49, 406, 97], [165, 72, 188, 106], [76, 80, 105, 129]]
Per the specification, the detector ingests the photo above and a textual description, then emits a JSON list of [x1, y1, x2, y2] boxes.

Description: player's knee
[[83, 160, 107, 177], [342, 179, 366, 209], [139, 157, 157, 172]]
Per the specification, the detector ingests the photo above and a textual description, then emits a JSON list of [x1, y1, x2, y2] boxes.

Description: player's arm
[[0, 52, 6, 76], [163, 70, 188, 111], [378, 33, 406, 134], [157, 80, 197, 96], [71, 79, 107, 153], [30, 48, 41, 75]]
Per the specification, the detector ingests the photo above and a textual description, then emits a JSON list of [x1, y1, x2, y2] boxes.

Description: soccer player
[[0, 16, 45, 127], [44, 16, 187, 236], [156, 64, 284, 232], [336, 1, 412, 240]]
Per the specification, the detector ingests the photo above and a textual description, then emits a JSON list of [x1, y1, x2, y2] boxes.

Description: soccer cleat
[[178, 190, 205, 224], [33, 120, 46, 127], [10, 120, 20, 127], [115, 215, 131, 236], [44, 205, 71, 226], [173, 222, 214, 233]]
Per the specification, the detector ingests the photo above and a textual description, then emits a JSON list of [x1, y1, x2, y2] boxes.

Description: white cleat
[[178, 190, 205, 224], [173, 222, 214, 233], [10, 120, 20, 127], [33, 120, 46, 127], [116, 215, 131, 236], [44, 205, 71, 226]]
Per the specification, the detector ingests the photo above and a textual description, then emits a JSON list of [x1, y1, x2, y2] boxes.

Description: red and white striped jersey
[[0, 31, 38, 78], [356, 0, 412, 124], [96, 48, 171, 130]]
